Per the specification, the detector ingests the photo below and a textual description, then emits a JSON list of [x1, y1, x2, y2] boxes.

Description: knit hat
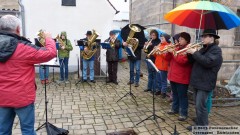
[[179, 32, 191, 43], [173, 33, 180, 42], [161, 33, 171, 43]]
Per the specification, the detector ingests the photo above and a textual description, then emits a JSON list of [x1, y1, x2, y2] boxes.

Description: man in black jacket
[[186, 29, 223, 129], [105, 31, 120, 85]]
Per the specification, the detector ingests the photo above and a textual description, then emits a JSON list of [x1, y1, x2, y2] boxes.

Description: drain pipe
[[171, 0, 176, 36], [18, 0, 26, 36]]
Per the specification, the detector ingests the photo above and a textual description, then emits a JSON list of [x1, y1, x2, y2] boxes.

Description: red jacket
[[154, 42, 169, 71], [165, 46, 192, 84], [0, 31, 56, 108]]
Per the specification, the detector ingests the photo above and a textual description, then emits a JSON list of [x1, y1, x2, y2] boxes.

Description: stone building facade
[[0, 0, 19, 17], [130, 0, 240, 80]]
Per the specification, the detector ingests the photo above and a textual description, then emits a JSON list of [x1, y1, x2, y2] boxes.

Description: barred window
[[62, 0, 76, 6], [234, 9, 240, 46]]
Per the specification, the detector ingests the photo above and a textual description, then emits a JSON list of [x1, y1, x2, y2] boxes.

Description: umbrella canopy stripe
[[164, 1, 240, 30]]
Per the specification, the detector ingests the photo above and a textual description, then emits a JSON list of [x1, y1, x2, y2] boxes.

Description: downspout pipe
[[171, 0, 176, 36], [18, 0, 26, 36]]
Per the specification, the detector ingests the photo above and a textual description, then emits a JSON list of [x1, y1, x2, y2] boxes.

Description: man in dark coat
[[105, 31, 120, 85], [186, 29, 223, 129]]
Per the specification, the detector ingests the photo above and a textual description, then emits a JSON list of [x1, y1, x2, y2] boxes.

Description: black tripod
[[136, 60, 165, 135], [36, 65, 68, 135], [49, 58, 59, 87], [117, 61, 138, 106]]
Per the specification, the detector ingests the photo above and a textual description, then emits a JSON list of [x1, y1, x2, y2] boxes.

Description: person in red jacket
[[153, 33, 170, 98], [165, 32, 192, 121], [0, 15, 56, 135]]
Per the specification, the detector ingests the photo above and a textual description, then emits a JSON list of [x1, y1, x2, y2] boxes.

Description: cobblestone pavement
[[12, 61, 240, 135]]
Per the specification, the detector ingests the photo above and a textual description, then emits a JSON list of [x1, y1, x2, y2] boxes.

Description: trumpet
[[109, 33, 119, 48], [147, 43, 179, 58], [173, 42, 203, 56], [144, 38, 153, 53]]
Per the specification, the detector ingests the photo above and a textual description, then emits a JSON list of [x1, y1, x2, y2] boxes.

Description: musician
[[165, 32, 192, 121], [168, 33, 180, 102], [153, 33, 171, 98], [122, 35, 146, 87], [35, 31, 50, 84], [81, 31, 96, 83], [144, 30, 160, 92], [104, 31, 120, 85], [186, 29, 222, 130], [0, 15, 56, 134], [57, 31, 73, 83]]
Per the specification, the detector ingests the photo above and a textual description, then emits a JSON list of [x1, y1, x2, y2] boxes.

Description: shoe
[[65, 80, 70, 84], [135, 83, 139, 87], [90, 80, 96, 83], [106, 80, 112, 83], [113, 81, 118, 85], [127, 81, 134, 85], [178, 115, 187, 121], [155, 91, 161, 95], [187, 126, 192, 131], [162, 93, 167, 98], [144, 89, 151, 92], [41, 80, 45, 84], [83, 80, 87, 82], [45, 79, 49, 84], [140, 73, 143, 77], [57, 80, 64, 84], [167, 110, 178, 115]]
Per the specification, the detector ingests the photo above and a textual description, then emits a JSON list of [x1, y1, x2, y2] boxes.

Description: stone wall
[[0, 0, 19, 10], [130, 0, 240, 80]]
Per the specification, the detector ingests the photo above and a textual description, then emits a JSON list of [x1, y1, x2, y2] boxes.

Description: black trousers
[[107, 61, 118, 82]]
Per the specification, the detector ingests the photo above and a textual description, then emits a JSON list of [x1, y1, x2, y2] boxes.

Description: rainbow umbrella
[[164, 1, 240, 30]]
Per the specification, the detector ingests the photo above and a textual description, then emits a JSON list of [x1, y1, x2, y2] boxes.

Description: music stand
[[136, 59, 165, 135], [100, 42, 112, 86], [116, 59, 138, 106], [36, 60, 69, 135], [48, 58, 59, 87], [75, 40, 91, 87]]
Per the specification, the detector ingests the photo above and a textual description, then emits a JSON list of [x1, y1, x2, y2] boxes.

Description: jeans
[[146, 61, 156, 90], [129, 60, 141, 83], [156, 70, 168, 93], [39, 66, 49, 80], [0, 103, 36, 135], [207, 91, 213, 114], [59, 57, 69, 81], [170, 81, 189, 117], [194, 89, 210, 126], [83, 59, 94, 80]]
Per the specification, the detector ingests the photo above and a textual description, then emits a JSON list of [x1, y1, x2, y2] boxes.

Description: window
[[62, 0, 76, 6], [234, 9, 240, 46]]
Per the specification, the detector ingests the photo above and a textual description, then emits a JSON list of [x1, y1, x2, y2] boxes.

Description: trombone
[[173, 42, 203, 56]]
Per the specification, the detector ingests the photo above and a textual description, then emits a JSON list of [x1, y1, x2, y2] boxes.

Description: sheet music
[[146, 59, 159, 72], [37, 57, 59, 66], [127, 46, 136, 57]]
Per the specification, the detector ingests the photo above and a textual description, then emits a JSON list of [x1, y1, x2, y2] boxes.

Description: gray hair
[[0, 15, 21, 32]]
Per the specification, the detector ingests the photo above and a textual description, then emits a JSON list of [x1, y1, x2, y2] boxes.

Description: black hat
[[86, 31, 92, 36], [173, 33, 180, 42], [161, 33, 171, 43], [179, 32, 191, 43], [201, 29, 220, 39]]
